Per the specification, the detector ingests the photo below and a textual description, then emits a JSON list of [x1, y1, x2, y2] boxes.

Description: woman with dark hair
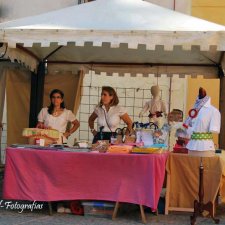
[[36, 89, 80, 143], [88, 86, 133, 143]]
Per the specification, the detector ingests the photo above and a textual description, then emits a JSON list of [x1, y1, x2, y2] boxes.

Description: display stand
[[190, 158, 220, 225]]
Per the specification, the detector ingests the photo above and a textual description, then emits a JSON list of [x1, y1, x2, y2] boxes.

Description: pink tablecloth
[[3, 147, 168, 209]]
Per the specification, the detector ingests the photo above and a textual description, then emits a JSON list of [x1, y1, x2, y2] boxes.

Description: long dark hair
[[48, 89, 65, 115], [100, 86, 119, 106]]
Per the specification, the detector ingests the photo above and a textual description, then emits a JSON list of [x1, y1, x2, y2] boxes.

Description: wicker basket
[[114, 134, 136, 144], [23, 128, 60, 146]]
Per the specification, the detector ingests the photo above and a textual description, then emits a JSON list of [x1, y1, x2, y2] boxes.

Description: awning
[[0, 0, 224, 76]]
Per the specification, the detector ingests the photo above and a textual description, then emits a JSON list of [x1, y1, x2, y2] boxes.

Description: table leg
[[112, 202, 120, 220], [48, 202, 53, 216], [139, 205, 147, 224], [165, 173, 170, 215]]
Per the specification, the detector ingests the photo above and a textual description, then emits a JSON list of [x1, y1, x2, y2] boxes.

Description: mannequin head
[[198, 87, 207, 99], [151, 85, 160, 98]]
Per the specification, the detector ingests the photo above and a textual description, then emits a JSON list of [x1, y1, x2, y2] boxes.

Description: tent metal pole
[[219, 52, 225, 149], [43, 46, 63, 61], [29, 62, 46, 128], [16, 44, 40, 61], [47, 61, 217, 67]]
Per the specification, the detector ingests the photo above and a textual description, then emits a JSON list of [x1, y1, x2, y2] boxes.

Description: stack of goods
[[131, 144, 166, 154], [107, 145, 133, 154], [91, 140, 109, 153], [134, 121, 170, 148], [81, 201, 115, 218], [113, 127, 136, 144], [22, 128, 60, 146], [153, 124, 170, 145], [134, 122, 156, 147]]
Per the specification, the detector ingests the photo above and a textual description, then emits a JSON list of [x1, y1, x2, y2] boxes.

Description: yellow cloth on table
[[166, 152, 225, 209], [132, 147, 164, 154]]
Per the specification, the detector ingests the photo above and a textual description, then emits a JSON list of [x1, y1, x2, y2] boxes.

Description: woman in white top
[[88, 86, 133, 143], [36, 89, 80, 144]]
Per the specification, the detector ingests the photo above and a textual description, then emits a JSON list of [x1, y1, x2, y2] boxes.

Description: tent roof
[[1, 0, 225, 31], [0, 0, 224, 76]]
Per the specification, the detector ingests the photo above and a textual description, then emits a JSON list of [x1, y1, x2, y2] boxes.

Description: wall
[[192, 0, 225, 25], [145, 0, 191, 14], [188, 0, 224, 147]]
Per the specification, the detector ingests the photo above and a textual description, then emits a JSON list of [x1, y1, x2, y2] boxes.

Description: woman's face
[[101, 90, 113, 106], [51, 93, 63, 107]]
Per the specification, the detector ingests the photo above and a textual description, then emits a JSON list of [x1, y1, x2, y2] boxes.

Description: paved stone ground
[[1, 170, 225, 225]]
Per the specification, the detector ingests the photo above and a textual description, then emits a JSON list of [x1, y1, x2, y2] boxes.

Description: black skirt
[[92, 132, 116, 144]]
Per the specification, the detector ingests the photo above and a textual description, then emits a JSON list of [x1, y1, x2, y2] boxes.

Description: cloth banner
[[6, 67, 31, 145], [43, 70, 84, 117]]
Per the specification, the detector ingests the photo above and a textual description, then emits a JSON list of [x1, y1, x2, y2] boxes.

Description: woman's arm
[[120, 113, 133, 134], [36, 108, 47, 129], [64, 119, 80, 138], [88, 112, 98, 136]]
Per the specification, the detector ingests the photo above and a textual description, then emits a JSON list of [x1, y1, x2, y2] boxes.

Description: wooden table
[[3, 147, 168, 223], [165, 152, 225, 215]]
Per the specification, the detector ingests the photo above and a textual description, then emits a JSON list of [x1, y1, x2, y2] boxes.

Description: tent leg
[[29, 62, 46, 128], [219, 75, 225, 149]]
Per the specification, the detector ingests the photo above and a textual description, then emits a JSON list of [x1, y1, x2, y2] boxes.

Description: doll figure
[[139, 85, 167, 128]]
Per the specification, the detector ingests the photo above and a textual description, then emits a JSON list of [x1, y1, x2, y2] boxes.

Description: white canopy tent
[[0, 0, 225, 149], [0, 0, 224, 76]]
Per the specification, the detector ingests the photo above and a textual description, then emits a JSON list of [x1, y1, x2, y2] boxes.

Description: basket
[[23, 128, 60, 146], [114, 134, 136, 144]]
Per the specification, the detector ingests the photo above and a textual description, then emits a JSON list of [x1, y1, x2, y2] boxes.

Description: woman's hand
[[88, 112, 98, 136], [92, 130, 98, 136], [36, 122, 52, 129], [36, 122, 44, 129], [63, 131, 71, 139]]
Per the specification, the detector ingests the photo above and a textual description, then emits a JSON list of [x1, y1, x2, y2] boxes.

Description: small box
[[173, 147, 188, 154], [81, 201, 115, 218]]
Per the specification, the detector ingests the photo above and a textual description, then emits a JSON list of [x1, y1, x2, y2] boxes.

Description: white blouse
[[38, 107, 76, 133], [94, 105, 127, 132], [186, 98, 221, 151]]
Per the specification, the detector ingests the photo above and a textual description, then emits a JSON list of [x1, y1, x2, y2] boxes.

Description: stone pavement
[[0, 205, 225, 225], [1, 170, 225, 225]]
